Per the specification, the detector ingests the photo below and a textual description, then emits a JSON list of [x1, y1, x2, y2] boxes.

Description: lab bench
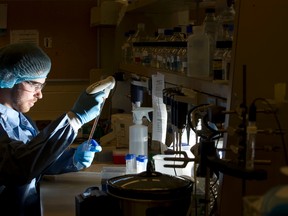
[[40, 163, 124, 216]]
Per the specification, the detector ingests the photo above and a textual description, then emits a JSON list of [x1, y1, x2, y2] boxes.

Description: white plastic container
[[187, 25, 210, 78], [129, 123, 148, 156], [125, 153, 136, 174], [129, 107, 153, 157], [136, 155, 148, 173]]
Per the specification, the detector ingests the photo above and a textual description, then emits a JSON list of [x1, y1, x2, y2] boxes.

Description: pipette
[[84, 76, 116, 151]]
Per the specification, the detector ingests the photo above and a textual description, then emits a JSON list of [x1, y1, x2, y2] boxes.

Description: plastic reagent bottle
[[129, 107, 154, 157], [125, 153, 136, 174], [187, 25, 210, 77], [136, 155, 148, 173]]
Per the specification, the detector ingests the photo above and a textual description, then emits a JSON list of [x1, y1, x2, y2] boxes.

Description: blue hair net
[[0, 43, 51, 88]]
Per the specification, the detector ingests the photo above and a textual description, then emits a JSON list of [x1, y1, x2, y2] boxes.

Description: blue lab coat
[[0, 104, 79, 216]]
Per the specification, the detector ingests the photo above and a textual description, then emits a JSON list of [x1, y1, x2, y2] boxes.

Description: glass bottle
[[131, 23, 148, 64], [121, 32, 130, 64], [155, 28, 166, 41], [170, 27, 185, 72], [212, 41, 226, 80], [133, 44, 142, 64], [203, 8, 217, 44], [132, 23, 148, 42], [161, 29, 173, 70], [203, 8, 217, 75], [141, 45, 152, 66], [152, 28, 166, 68], [121, 30, 135, 64], [212, 40, 232, 81], [222, 41, 232, 81], [179, 46, 187, 74], [216, 0, 236, 42]]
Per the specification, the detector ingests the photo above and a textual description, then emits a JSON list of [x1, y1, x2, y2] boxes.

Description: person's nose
[[35, 90, 43, 99]]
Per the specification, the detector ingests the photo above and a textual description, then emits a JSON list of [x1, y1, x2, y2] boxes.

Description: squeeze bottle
[[129, 107, 153, 157]]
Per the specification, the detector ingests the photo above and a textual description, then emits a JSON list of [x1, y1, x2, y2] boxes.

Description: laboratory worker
[[0, 43, 105, 216]]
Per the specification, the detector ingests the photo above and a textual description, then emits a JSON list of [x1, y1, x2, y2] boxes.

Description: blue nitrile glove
[[74, 139, 102, 169], [71, 90, 105, 125]]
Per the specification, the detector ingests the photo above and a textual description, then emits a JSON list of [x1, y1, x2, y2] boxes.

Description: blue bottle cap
[[126, 154, 136, 160], [136, 155, 147, 162]]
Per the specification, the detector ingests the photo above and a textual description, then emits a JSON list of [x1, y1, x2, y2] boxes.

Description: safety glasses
[[24, 80, 46, 92]]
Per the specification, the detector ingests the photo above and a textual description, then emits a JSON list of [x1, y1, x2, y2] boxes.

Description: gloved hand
[[71, 90, 105, 125], [74, 139, 102, 169]]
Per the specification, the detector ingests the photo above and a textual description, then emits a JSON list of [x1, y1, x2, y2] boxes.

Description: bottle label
[[213, 59, 224, 80]]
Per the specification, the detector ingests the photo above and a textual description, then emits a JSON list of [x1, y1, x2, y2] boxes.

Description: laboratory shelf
[[126, 0, 216, 13], [118, 63, 229, 99]]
